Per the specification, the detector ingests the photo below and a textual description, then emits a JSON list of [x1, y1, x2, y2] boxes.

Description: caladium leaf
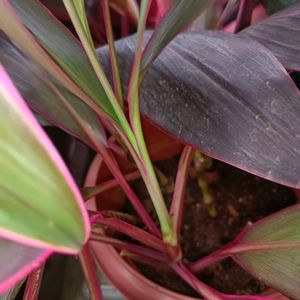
[[230, 204, 300, 299], [259, 0, 299, 14], [0, 239, 49, 297], [0, 0, 116, 119], [0, 65, 89, 252], [0, 32, 107, 149], [141, 0, 211, 73], [99, 31, 300, 188], [240, 2, 300, 71]]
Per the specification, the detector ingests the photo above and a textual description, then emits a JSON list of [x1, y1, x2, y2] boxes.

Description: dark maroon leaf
[[98, 31, 300, 188], [239, 2, 300, 71], [0, 32, 106, 149]]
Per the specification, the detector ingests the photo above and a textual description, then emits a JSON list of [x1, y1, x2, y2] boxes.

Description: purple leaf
[[0, 32, 107, 148], [240, 2, 300, 71], [98, 31, 300, 188], [0, 238, 50, 296]]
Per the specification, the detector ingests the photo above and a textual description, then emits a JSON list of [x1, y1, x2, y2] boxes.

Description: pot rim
[[85, 154, 287, 300], [85, 154, 199, 300]]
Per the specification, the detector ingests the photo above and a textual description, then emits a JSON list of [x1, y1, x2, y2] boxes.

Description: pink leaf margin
[[0, 64, 90, 254], [0, 249, 51, 296]]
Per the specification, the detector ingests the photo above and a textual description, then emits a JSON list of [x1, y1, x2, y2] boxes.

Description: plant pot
[[84, 123, 291, 300], [85, 154, 197, 300]]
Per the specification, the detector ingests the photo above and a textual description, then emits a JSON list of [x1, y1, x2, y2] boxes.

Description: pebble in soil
[[125, 157, 296, 297]]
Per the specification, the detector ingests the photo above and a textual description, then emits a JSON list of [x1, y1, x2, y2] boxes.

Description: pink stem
[[234, 0, 255, 33], [170, 146, 195, 241], [171, 262, 224, 299], [189, 249, 229, 273], [40, 73, 159, 237], [22, 263, 45, 300], [121, 250, 170, 270], [79, 244, 103, 300], [102, 0, 124, 104], [90, 233, 168, 263], [94, 214, 166, 252], [107, 140, 127, 157], [190, 240, 239, 273], [174, 263, 272, 300], [83, 170, 141, 200], [92, 143, 161, 237]]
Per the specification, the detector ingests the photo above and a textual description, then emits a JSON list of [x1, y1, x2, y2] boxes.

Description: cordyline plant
[[0, 0, 300, 299]]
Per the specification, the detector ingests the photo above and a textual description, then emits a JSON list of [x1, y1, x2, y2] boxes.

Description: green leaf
[[0, 65, 89, 253], [62, 0, 139, 152], [0, 0, 116, 119], [141, 0, 211, 73], [0, 33, 107, 148], [232, 205, 300, 299], [259, 0, 299, 14], [72, 0, 93, 43]]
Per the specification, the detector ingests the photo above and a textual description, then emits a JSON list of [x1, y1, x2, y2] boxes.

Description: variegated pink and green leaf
[[0, 65, 89, 252], [0, 32, 107, 149], [0, 0, 116, 119], [0, 238, 50, 297]]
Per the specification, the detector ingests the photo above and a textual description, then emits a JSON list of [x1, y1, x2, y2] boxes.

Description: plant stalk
[[79, 244, 103, 300], [82, 170, 140, 200], [22, 263, 45, 300], [94, 214, 166, 252], [63, 0, 139, 153], [169, 146, 195, 245], [234, 0, 254, 33], [90, 233, 168, 263], [127, 0, 172, 240], [43, 79, 160, 236], [102, 0, 123, 105]]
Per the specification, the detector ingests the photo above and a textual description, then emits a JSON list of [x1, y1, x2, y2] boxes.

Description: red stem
[[234, 0, 255, 33], [90, 233, 168, 263], [189, 248, 229, 273], [102, 0, 123, 104], [121, 250, 170, 270], [41, 75, 159, 237], [83, 169, 141, 200], [22, 263, 45, 300], [79, 244, 103, 300], [101, 147, 161, 237], [171, 262, 224, 299], [94, 214, 166, 252], [170, 146, 194, 242], [174, 262, 272, 300]]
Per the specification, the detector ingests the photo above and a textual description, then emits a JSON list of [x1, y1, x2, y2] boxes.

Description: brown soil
[[124, 156, 296, 297]]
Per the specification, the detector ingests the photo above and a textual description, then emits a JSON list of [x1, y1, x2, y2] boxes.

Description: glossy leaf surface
[[99, 31, 300, 188], [0, 65, 89, 252], [0, 33, 106, 148], [141, 0, 210, 73], [0, 239, 49, 297], [1, 0, 115, 118], [240, 2, 300, 71], [233, 205, 300, 299]]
